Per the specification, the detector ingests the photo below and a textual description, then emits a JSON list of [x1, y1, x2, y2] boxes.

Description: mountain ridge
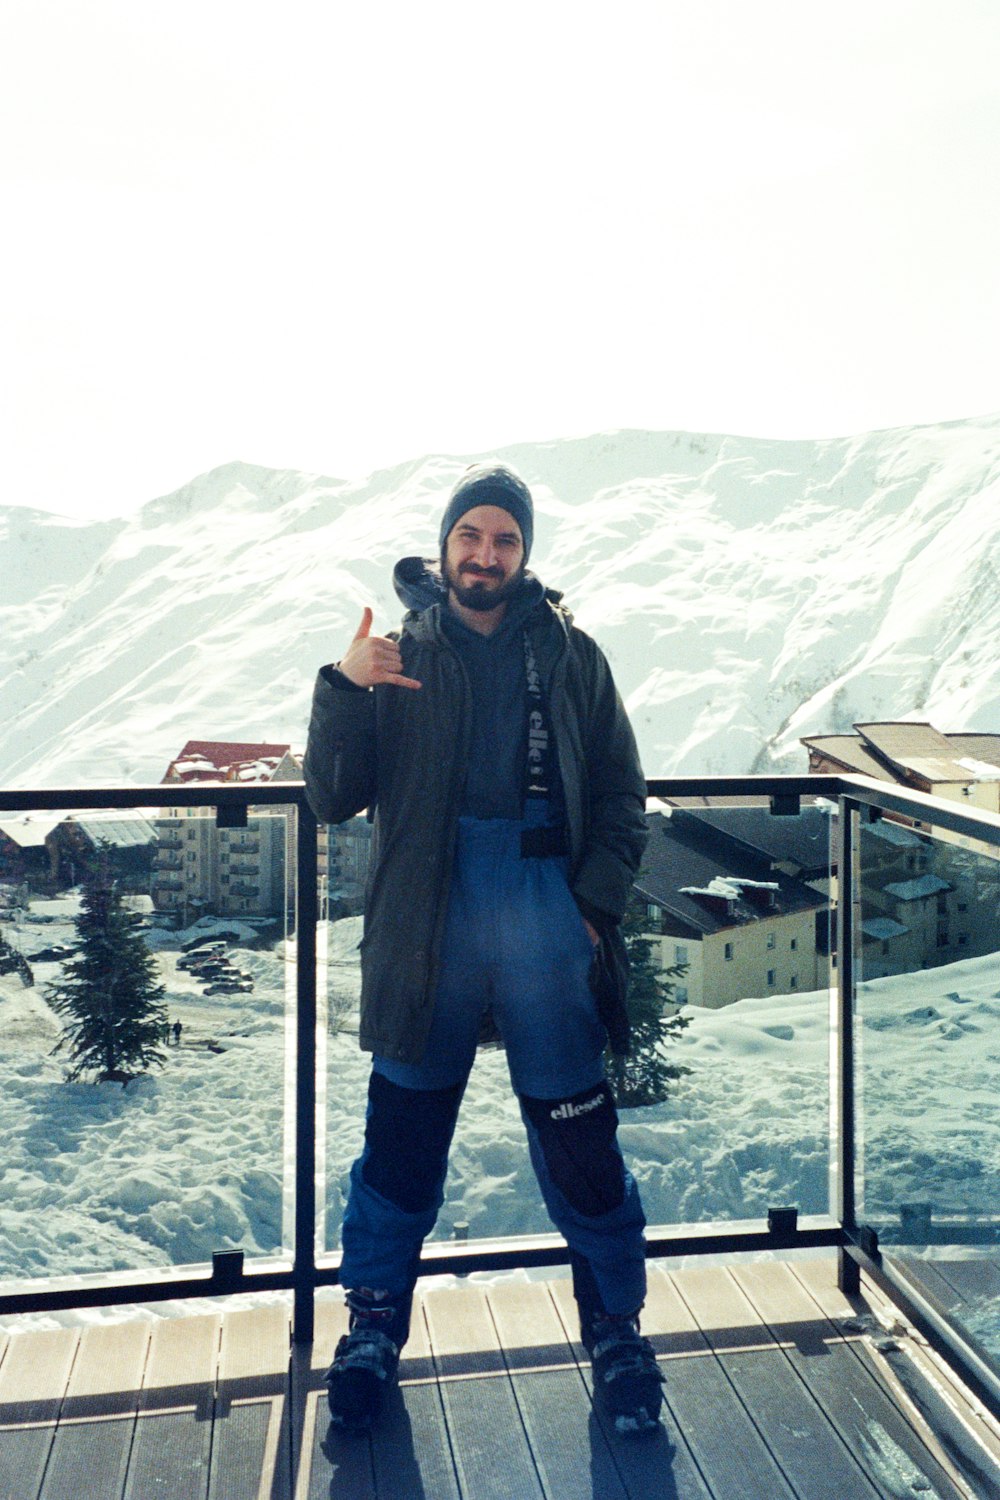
[[3, 415, 999, 788]]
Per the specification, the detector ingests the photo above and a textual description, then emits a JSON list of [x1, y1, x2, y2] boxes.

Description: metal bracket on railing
[[856, 1225, 880, 1260], [212, 1250, 245, 1290], [900, 1202, 933, 1240], [216, 803, 248, 829], [767, 1206, 799, 1240]]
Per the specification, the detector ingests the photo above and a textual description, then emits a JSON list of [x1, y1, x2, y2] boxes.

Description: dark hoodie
[[392, 556, 562, 823]]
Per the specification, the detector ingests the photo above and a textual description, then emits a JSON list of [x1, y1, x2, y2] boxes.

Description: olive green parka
[[302, 585, 647, 1065]]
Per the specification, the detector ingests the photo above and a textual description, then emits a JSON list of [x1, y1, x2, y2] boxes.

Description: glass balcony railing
[[0, 773, 996, 1421], [848, 789, 1000, 1395]]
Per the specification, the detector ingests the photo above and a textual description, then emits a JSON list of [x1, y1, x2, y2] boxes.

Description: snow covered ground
[[1, 898, 997, 1358]]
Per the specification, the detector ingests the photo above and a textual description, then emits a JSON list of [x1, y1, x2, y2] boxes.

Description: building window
[[674, 944, 688, 965], [957, 902, 968, 913], [790, 937, 798, 951], [767, 969, 775, 986], [724, 942, 734, 961], [790, 975, 798, 988], [675, 986, 688, 1004], [766, 932, 775, 949], [646, 903, 661, 921]]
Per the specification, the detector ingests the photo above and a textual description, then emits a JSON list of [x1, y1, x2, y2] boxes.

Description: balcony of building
[[0, 774, 997, 1499]]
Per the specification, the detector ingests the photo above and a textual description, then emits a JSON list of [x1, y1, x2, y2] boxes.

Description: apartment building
[[635, 809, 830, 1008], [151, 740, 293, 922], [802, 720, 1000, 978]]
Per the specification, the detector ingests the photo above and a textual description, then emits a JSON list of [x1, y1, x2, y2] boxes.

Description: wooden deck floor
[[1, 1256, 999, 1500]]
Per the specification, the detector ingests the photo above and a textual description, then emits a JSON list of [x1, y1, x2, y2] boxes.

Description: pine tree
[[604, 893, 691, 1108], [48, 861, 167, 1084]]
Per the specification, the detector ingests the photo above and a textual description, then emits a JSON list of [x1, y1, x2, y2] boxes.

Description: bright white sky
[[3, 0, 999, 519]]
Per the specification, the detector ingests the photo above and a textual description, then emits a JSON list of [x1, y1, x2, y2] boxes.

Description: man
[[303, 463, 662, 1436]]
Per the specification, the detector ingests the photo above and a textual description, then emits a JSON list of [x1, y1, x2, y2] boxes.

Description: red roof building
[[162, 741, 292, 785]]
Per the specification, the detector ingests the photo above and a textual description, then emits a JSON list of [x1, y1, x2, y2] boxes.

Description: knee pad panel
[[521, 1082, 627, 1218], [362, 1072, 462, 1213]]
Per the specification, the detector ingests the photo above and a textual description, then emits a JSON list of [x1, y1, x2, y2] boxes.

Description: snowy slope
[[2, 416, 999, 788]]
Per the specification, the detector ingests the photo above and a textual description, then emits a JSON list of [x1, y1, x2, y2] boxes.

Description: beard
[[442, 556, 526, 613]]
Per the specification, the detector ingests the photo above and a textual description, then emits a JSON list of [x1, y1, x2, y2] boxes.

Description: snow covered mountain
[[2, 415, 999, 789]]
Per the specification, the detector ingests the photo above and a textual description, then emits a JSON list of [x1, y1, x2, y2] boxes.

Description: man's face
[[442, 504, 526, 612]]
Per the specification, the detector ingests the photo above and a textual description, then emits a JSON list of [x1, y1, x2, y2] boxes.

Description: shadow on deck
[[1, 1255, 999, 1499]]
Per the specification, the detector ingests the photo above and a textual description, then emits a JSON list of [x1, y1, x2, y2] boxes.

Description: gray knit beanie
[[439, 464, 534, 560]]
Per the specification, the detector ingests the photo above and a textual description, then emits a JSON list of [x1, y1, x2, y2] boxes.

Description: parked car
[[27, 944, 76, 963]]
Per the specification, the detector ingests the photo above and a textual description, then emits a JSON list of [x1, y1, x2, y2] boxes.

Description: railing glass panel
[[0, 803, 295, 1286], [320, 796, 836, 1252], [856, 809, 1000, 1373]]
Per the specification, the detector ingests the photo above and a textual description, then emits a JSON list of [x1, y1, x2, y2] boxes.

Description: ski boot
[[581, 1307, 665, 1436], [324, 1287, 412, 1432]]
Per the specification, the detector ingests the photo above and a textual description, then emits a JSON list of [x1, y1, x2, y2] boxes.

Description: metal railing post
[[836, 796, 860, 1293], [293, 799, 319, 1343]]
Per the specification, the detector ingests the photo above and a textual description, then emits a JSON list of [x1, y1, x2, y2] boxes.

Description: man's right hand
[[337, 607, 422, 690]]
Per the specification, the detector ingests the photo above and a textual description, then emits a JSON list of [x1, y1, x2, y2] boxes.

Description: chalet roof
[[867, 818, 923, 848], [803, 722, 1000, 789], [948, 732, 1000, 763], [0, 815, 63, 848], [634, 813, 826, 937], [163, 740, 292, 785], [800, 735, 896, 781], [71, 816, 157, 849], [855, 722, 970, 786], [883, 874, 951, 901], [669, 806, 833, 877], [862, 917, 909, 940]]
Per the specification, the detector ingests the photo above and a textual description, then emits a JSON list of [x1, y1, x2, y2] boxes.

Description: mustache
[[460, 563, 504, 579]]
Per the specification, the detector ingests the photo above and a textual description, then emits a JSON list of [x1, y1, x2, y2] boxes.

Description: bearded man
[[303, 463, 662, 1435]]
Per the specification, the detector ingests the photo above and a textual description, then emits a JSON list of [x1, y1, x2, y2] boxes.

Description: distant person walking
[[172, 1019, 182, 1047], [304, 463, 662, 1436]]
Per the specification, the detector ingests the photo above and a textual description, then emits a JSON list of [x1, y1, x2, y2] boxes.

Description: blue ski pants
[[339, 811, 648, 1317]]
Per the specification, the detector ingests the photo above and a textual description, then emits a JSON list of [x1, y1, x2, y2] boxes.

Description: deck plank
[[40, 1320, 150, 1500], [210, 1305, 291, 1500], [0, 1259, 995, 1500], [792, 1256, 1000, 1499], [423, 1281, 544, 1500], [0, 1326, 79, 1500], [735, 1259, 968, 1500], [676, 1263, 883, 1500], [639, 1267, 798, 1500], [124, 1313, 219, 1500], [369, 1288, 461, 1500], [295, 1298, 374, 1500], [549, 1274, 714, 1500], [838, 1260, 1000, 1479], [487, 1280, 630, 1500]]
